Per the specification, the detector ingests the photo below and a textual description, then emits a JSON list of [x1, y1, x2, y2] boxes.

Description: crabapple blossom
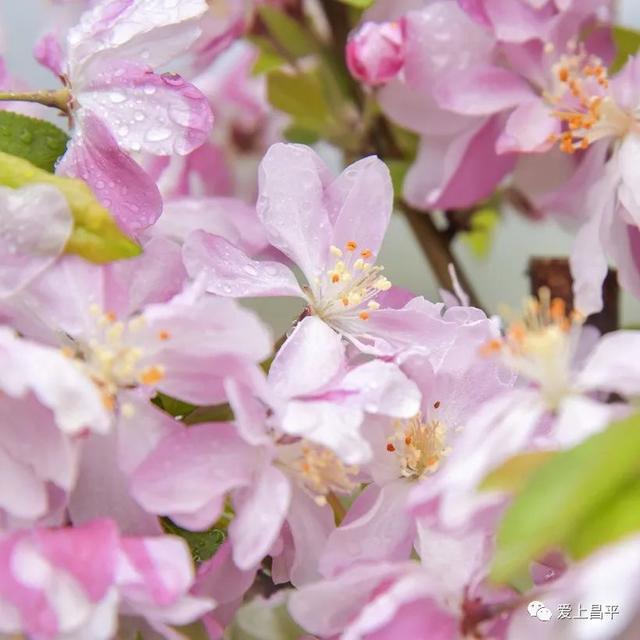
[[346, 20, 406, 86], [2, 0, 640, 637], [0, 519, 213, 639], [183, 143, 460, 354], [37, 0, 214, 233]]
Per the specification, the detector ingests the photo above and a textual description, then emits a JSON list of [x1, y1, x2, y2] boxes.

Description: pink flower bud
[[346, 20, 406, 86]]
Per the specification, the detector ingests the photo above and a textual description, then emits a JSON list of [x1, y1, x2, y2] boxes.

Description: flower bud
[[346, 20, 405, 86]]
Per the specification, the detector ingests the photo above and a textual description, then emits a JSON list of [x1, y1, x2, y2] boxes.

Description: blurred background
[[2, 0, 640, 332]]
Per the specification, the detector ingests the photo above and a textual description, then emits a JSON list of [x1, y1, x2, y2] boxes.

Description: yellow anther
[[140, 365, 165, 385]]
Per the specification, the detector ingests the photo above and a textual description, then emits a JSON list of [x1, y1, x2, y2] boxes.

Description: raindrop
[[109, 92, 126, 104], [243, 265, 258, 276], [143, 86, 156, 96], [19, 130, 33, 144], [145, 128, 172, 142]]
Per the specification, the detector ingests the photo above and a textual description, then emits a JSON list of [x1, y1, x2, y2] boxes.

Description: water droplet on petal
[[145, 127, 172, 142]]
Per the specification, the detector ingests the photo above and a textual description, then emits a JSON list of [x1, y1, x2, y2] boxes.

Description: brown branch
[[400, 202, 482, 309]]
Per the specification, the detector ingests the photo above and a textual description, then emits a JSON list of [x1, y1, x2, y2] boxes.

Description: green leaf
[[491, 413, 640, 584], [0, 111, 68, 172], [228, 593, 305, 640], [480, 451, 557, 493], [0, 151, 140, 262], [460, 207, 500, 259], [386, 159, 410, 198], [182, 403, 235, 425], [266, 69, 333, 131], [611, 26, 640, 74], [283, 124, 320, 144], [337, 0, 374, 8], [257, 6, 316, 60], [153, 392, 197, 418], [161, 518, 226, 565], [568, 480, 640, 559]]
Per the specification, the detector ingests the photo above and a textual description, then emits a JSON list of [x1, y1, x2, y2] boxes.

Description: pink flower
[[319, 305, 512, 576], [38, 0, 214, 234], [129, 315, 420, 582], [290, 536, 513, 640], [0, 519, 213, 639], [183, 143, 459, 355], [1, 244, 272, 409], [0, 327, 109, 527], [507, 535, 640, 639], [410, 298, 637, 531], [346, 21, 406, 86]]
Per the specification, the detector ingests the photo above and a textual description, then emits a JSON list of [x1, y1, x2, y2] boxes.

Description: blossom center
[[386, 412, 449, 480], [307, 241, 391, 325], [284, 442, 359, 506], [64, 305, 166, 409], [483, 289, 581, 409], [546, 51, 635, 153]]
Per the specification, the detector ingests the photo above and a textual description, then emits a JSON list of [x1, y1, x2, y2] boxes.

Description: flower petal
[[230, 465, 291, 570], [57, 110, 162, 235], [269, 316, 345, 400], [257, 143, 332, 282], [325, 156, 393, 259], [0, 185, 72, 297], [78, 62, 212, 156], [182, 230, 303, 299]]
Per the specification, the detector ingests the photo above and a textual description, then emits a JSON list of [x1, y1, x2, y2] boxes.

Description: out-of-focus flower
[[0, 518, 213, 639], [35, 0, 214, 234], [507, 535, 640, 639], [0, 326, 109, 527], [149, 42, 283, 202], [0, 184, 72, 298], [346, 20, 406, 86], [410, 293, 637, 530]]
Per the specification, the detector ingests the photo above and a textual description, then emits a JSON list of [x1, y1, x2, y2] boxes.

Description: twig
[[400, 201, 482, 309], [0, 89, 70, 113]]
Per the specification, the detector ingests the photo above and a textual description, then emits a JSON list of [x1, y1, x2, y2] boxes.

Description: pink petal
[[578, 331, 640, 396], [326, 155, 393, 259], [257, 143, 332, 283], [36, 519, 119, 601], [435, 64, 533, 116], [288, 562, 411, 636], [281, 400, 371, 465], [224, 378, 271, 446], [182, 230, 303, 299], [569, 184, 612, 316], [496, 98, 559, 154], [130, 423, 256, 527], [268, 316, 345, 400], [57, 110, 162, 235], [405, 115, 516, 210], [69, 430, 164, 536], [67, 0, 207, 81], [0, 185, 72, 297], [78, 62, 212, 156], [320, 481, 414, 577], [0, 328, 110, 435], [230, 465, 291, 570], [152, 196, 268, 256], [285, 487, 335, 586], [104, 236, 187, 317], [34, 33, 64, 77], [484, 0, 552, 42]]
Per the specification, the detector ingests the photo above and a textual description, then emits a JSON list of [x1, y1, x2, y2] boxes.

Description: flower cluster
[[1, 0, 640, 639]]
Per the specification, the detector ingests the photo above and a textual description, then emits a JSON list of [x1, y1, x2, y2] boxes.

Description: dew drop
[[145, 127, 172, 142]]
